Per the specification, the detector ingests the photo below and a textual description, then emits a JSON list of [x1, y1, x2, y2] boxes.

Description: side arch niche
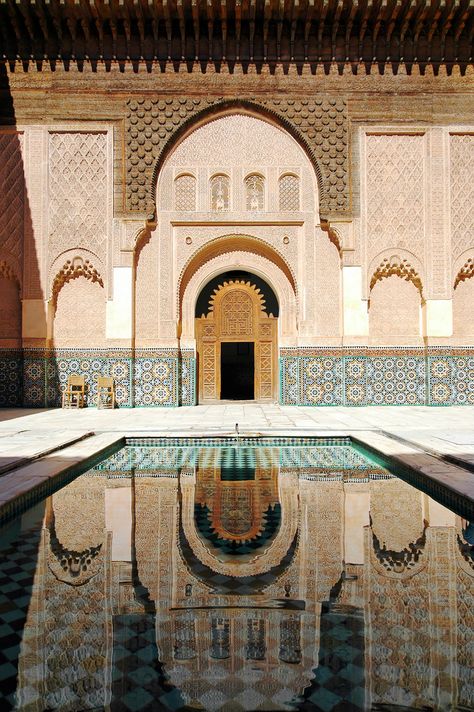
[[368, 254, 424, 345], [0, 259, 21, 347], [195, 274, 278, 403], [51, 255, 106, 348], [453, 255, 474, 342]]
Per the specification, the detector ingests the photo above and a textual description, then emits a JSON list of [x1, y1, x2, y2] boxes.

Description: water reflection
[[0, 443, 473, 711]]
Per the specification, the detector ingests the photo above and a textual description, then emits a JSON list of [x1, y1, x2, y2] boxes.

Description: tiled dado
[[280, 348, 474, 406], [19, 349, 197, 408], [0, 350, 22, 407], [0, 347, 472, 408]]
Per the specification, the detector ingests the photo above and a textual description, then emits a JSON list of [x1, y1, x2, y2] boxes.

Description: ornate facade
[[1, 0, 474, 406]]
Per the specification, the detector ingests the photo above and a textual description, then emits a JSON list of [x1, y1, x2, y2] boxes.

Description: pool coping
[[0, 428, 473, 524]]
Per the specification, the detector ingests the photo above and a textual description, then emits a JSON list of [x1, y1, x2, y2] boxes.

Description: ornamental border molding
[[125, 96, 349, 221]]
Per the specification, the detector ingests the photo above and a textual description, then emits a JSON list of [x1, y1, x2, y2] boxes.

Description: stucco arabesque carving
[[124, 96, 350, 224]]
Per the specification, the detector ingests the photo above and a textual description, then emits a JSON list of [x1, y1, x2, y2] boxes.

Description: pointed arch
[[150, 100, 326, 219]]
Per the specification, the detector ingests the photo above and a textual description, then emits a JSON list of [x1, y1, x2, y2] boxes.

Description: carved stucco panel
[[0, 132, 24, 276], [48, 131, 109, 269], [450, 133, 474, 260], [125, 97, 349, 219], [363, 132, 426, 267]]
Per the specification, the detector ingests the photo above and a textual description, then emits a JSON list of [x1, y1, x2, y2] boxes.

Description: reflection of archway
[[195, 274, 278, 402]]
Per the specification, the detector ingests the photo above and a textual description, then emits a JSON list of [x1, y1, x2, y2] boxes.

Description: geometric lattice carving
[[0, 133, 24, 263], [245, 174, 264, 211], [51, 256, 103, 305], [366, 134, 425, 259], [175, 174, 196, 211], [210, 174, 230, 211], [454, 257, 474, 288], [370, 256, 423, 297], [220, 290, 254, 336], [48, 132, 107, 265], [125, 97, 349, 218], [209, 280, 266, 318], [450, 135, 474, 259], [279, 174, 300, 211]]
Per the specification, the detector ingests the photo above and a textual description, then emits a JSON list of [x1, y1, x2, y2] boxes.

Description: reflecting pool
[[0, 439, 473, 711]]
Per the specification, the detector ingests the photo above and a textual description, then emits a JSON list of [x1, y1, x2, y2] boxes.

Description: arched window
[[210, 174, 230, 211], [279, 174, 300, 211], [245, 174, 264, 211], [175, 174, 196, 211]]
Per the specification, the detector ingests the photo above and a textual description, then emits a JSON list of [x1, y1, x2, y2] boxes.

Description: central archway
[[195, 272, 278, 402]]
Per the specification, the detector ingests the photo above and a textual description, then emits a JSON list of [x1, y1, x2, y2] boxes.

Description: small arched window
[[279, 174, 300, 211], [175, 174, 196, 211], [245, 174, 265, 211], [210, 174, 230, 211]]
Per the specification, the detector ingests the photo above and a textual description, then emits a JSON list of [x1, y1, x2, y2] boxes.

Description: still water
[[0, 438, 473, 711]]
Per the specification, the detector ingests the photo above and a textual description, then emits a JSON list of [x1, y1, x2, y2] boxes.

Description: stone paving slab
[[352, 431, 474, 505], [0, 432, 124, 520], [0, 430, 93, 476]]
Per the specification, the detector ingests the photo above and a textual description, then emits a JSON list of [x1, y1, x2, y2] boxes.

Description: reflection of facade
[[14, 448, 474, 711]]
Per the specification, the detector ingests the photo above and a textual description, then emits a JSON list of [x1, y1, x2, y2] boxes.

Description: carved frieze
[[125, 97, 349, 220]]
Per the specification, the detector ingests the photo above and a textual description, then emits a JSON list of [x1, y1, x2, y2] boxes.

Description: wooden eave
[[1, 0, 473, 74]]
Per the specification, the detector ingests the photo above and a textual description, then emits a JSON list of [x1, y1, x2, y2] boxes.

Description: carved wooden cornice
[[1, 0, 473, 74]]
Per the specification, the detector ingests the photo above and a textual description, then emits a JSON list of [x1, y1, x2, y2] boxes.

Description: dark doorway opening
[[220, 342, 254, 400]]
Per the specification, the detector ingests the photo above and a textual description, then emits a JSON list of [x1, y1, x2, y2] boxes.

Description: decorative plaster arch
[[51, 254, 104, 308], [179, 476, 299, 578], [179, 234, 297, 305], [181, 250, 298, 344], [453, 250, 474, 289], [150, 101, 327, 217], [49, 248, 105, 296], [367, 249, 425, 301]]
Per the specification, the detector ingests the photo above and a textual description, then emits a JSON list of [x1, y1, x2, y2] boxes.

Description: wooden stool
[[97, 376, 115, 409], [62, 375, 85, 408]]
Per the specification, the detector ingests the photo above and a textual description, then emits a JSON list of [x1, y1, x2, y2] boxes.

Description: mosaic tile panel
[[279, 357, 299, 405], [0, 351, 22, 407], [180, 356, 196, 406], [366, 356, 426, 406], [429, 354, 474, 405], [280, 350, 433, 406], [300, 356, 343, 406], [134, 357, 178, 407], [48, 354, 132, 408], [344, 356, 367, 406], [23, 354, 46, 408]]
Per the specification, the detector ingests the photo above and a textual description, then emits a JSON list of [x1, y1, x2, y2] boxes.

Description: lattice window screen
[[245, 174, 264, 210], [210, 174, 230, 211], [174, 174, 196, 211], [279, 174, 300, 211]]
